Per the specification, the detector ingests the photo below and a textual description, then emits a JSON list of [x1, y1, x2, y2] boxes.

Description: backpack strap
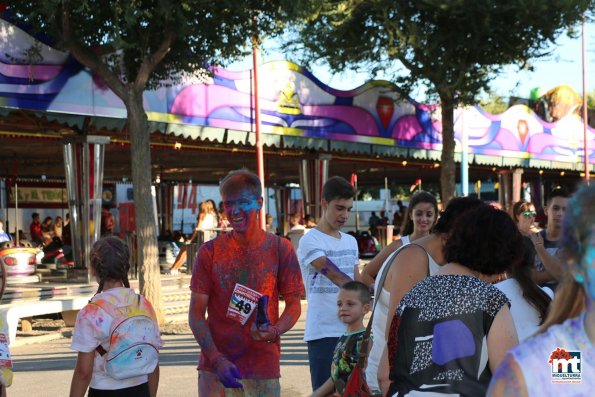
[[355, 242, 428, 368]]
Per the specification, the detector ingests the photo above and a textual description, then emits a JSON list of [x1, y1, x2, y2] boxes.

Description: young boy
[[311, 281, 371, 397], [297, 176, 360, 390]]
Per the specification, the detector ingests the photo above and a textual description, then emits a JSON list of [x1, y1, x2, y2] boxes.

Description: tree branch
[[60, 1, 126, 99], [134, 27, 176, 92]]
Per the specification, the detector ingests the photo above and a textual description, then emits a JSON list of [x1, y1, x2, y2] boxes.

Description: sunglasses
[[522, 211, 536, 218]]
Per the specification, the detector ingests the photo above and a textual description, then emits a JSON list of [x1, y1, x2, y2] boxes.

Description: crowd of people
[[32, 168, 591, 397]]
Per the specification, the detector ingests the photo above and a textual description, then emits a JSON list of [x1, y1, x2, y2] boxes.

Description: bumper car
[[0, 240, 38, 299], [0, 241, 37, 277]]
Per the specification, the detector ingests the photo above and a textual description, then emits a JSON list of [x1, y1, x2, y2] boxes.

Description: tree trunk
[[125, 88, 165, 324], [439, 92, 456, 204]]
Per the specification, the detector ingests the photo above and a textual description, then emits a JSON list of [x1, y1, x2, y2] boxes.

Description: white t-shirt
[[70, 288, 163, 390], [297, 228, 359, 341], [495, 278, 554, 342]]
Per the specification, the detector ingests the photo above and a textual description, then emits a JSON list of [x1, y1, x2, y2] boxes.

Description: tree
[[479, 93, 510, 115], [289, 0, 593, 202], [7, 0, 304, 322]]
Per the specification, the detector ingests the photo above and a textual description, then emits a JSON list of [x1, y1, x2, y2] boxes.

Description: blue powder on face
[[223, 189, 261, 215]]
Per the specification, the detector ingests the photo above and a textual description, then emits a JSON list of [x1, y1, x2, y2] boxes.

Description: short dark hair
[[220, 168, 262, 198], [432, 196, 484, 234], [546, 187, 569, 205], [341, 281, 371, 304], [444, 205, 524, 275], [32, 212, 40, 219], [322, 176, 355, 202]]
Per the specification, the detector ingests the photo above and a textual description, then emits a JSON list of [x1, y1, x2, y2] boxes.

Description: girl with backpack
[[69, 237, 162, 397]]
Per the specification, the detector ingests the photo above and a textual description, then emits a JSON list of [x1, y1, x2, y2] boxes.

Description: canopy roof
[[0, 18, 593, 186]]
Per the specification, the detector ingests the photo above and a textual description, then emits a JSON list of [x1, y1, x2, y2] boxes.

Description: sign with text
[[8, 186, 67, 207]]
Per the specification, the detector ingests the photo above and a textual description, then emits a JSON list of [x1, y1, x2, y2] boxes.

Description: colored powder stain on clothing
[[190, 232, 304, 379], [585, 245, 595, 299]]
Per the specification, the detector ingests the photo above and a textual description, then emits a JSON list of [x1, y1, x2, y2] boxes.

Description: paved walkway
[[10, 304, 312, 397]]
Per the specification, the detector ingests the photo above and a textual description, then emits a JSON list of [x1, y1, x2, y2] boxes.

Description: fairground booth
[[1, 18, 594, 275]]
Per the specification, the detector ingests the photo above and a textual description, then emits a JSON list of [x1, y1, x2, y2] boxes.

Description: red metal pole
[[253, 41, 266, 229], [582, 14, 590, 184]]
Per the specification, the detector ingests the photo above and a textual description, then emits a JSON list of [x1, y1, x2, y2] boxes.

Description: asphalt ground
[[9, 303, 312, 397]]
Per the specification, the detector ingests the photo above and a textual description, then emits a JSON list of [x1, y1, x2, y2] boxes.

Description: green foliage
[[588, 90, 595, 109], [288, 0, 593, 201], [290, 0, 592, 104], [7, 0, 308, 90], [479, 93, 509, 115]]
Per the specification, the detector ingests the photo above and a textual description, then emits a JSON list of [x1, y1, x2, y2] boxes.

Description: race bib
[[226, 284, 262, 325]]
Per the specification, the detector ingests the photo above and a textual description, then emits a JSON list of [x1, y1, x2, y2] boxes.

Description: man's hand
[[213, 356, 243, 389], [250, 322, 279, 342]]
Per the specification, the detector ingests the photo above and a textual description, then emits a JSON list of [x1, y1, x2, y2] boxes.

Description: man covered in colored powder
[[189, 169, 304, 396], [296, 176, 360, 391]]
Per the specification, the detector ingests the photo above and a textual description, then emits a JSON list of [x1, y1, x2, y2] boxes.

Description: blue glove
[[215, 357, 243, 389]]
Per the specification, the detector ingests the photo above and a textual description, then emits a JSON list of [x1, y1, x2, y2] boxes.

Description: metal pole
[[354, 178, 359, 232], [384, 177, 389, 217], [253, 40, 266, 229], [14, 183, 18, 246], [582, 14, 590, 184], [461, 107, 469, 196]]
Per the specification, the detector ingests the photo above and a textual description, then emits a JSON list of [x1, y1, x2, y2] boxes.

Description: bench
[[0, 295, 92, 345]]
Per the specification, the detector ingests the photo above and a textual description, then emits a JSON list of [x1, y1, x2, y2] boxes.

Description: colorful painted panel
[[0, 18, 593, 166]]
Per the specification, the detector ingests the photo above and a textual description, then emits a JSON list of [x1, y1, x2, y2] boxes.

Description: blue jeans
[[307, 337, 339, 391]]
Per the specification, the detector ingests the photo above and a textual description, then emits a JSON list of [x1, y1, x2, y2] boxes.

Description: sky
[[227, 22, 595, 104]]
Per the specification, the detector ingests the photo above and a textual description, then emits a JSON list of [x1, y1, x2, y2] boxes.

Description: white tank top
[[367, 235, 444, 391]]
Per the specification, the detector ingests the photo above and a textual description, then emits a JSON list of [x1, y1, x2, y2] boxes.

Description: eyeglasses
[[522, 211, 536, 218]]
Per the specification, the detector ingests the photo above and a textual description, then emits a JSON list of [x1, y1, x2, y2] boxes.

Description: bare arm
[[148, 365, 159, 397], [310, 256, 352, 287], [528, 232, 563, 282], [531, 267, 555, 285], [384, 247, 429, 338], [310, 377, 335, 397], [378, 346, 390, 396], [360, 240, 403, 287], [69, 351, 94, 397], [487, 354, 528, 397], [487, 305, 519, 373], [188, 292, 220, 362], [534, 245, 564, 281], [188, 291, 242, 388]]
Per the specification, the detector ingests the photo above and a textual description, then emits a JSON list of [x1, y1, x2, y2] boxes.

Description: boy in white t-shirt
[[297, 176, 360, 391]]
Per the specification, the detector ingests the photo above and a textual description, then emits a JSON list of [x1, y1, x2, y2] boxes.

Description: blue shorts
[[307, 337, 339, 391]]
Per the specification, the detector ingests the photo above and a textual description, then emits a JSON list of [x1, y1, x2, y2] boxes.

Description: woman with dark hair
[[371, 196, 484, 393], [511, 200, 537, 235], [361, 191, 438, 393], [381, 205, 522, 396], [495, 201, 552, 342], [361, 191, 439, 288], [41, 216, 54, 243], [488, 184, 595, 396]]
